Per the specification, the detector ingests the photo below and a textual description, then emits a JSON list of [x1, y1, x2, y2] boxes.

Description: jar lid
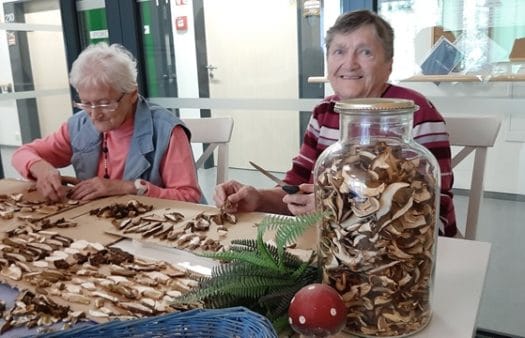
[[335, 98, 417, 113]]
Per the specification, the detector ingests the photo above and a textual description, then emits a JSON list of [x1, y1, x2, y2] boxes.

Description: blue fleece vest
[[67, 96, 189, 186]]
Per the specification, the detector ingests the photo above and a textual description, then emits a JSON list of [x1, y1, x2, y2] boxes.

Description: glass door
[[138, 0, 178, 98], [76, 1, 108, 46], [0, 0, 70, 178]]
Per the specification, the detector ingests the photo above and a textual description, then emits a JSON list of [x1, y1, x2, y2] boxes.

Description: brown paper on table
[[99, 196, 318, 266], [102, 195, 267, 250], [0, 177, 121, 245], [40, 196, 130, 245], [99, 195, 320, 253], [1, 177, 318, 251], [0, 252, 203, 325], [0, 178, 35, 194], [0, 179, 85, 233], [0, 191, 318, 331]]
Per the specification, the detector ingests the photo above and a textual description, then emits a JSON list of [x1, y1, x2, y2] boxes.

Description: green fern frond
[[180, 273, 300, 306], [218, 276, 297, 298], [229, 239, 258, 249], [259, 213, 322, 266], [212, 262, 289, 278], [173, 212, 323, 333], [290, 254, 315, 280], [272, 316, 293, 336], [259, 213, 322, 244], [264, 245, 307, 267], [256, 222, 281, 271], [199, 249, 279, 271], [259, 265, 321, 319]]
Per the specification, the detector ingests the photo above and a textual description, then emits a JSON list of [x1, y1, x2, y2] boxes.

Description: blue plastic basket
[[36, 307, 277, 338]]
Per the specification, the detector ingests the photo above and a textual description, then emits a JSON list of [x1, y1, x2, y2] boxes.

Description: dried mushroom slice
[[89, 200, 154, 219], [0, 290, 70, 334], [316, 141, 437, 336], [108, 207, 230, 252], [0, 237, 202, 334]]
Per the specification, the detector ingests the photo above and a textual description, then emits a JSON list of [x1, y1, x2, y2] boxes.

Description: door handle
[[206, 64, 217, 79]]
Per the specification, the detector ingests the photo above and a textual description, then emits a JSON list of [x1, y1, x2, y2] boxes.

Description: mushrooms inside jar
[[315, 141, 437, 337]]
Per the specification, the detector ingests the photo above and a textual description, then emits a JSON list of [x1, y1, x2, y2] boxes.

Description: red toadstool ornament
[[288, 283, 347, 337]]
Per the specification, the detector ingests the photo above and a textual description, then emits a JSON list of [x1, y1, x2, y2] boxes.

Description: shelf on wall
[[401, 73, 525, 83], [308, 73, 525, 84], [307, 76, 327, 83], [308, 73, 525, 85]]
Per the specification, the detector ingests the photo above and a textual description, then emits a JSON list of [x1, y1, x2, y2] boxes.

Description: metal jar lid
[[334, 98, 418, 114]]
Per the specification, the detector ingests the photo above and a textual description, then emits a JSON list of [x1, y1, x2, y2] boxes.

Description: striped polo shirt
[[284, 84, 457, 237]]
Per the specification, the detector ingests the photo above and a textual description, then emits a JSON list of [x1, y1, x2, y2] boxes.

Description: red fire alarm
[[175, 16, 188, 31]]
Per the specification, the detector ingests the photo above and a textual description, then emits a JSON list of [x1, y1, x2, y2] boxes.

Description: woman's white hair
[[69, 42, 138, 93]]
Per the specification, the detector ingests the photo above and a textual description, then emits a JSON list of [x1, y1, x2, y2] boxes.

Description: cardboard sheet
[[0, 179, 316, 334], [0, 179, 85, 232], [95, 195, 267, 251], [1, 179, 315, 251], [0, 236, 204, 326]]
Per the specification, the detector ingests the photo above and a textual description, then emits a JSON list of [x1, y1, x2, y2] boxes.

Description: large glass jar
[[314, 98, 439, 337]]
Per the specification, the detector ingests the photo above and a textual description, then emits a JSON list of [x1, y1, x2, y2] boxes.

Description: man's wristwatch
[[134, 179, 148, 196]]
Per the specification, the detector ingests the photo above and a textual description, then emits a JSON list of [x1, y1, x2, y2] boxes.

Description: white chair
[[182, 117, 234, 185], [445, 116, 501, 240]]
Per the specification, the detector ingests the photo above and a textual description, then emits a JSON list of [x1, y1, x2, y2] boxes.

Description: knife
[[249, 161, 300, 194]]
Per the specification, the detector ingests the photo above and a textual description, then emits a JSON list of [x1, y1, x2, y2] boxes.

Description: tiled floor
[[198, 167, 525, 338]]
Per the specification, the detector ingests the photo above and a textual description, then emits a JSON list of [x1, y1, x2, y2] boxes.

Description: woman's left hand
[[69, 177, 134, 201], [282, 183, 315, 215]]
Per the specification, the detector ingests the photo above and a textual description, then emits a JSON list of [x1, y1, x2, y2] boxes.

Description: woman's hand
[[69, 177, 134, 201], [29, 161, 67, 202], [283, 183, 315, 215], [213, 180, 261, 213]]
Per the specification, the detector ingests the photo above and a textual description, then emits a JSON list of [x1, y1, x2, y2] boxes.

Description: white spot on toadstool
[[299, 315, 306, 324]]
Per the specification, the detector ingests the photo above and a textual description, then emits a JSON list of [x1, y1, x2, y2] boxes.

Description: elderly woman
[[12, 42, 201, 203], [214, 10, 457, 237]]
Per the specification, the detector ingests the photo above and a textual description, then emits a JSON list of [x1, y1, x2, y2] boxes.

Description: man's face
[[77, 85, 137, 132], [327, 25, 392, 99]]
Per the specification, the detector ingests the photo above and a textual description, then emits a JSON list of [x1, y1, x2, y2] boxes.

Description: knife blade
[[249, 161, 299, 194]]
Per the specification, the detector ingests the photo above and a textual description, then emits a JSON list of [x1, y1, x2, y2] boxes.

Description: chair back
[[445, 116, 501, 239], [182, 117, 234, 185]]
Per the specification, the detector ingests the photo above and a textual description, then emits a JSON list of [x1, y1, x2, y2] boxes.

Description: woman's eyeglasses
[[73, 93, 126, 113]]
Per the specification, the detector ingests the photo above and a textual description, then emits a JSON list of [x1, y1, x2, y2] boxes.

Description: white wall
[[1, 146, 21, 178], [404, 81, 525, 195], [0, 2, 21, 147], [0, 3, 71, 178], [26, 9, 71, 137], [170, 0, 202, 159], [202, 0, 300, 172], [0, 3, 13, 85]]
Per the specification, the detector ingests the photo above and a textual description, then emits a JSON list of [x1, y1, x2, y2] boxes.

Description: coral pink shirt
[[11, 115, 201, 202]]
